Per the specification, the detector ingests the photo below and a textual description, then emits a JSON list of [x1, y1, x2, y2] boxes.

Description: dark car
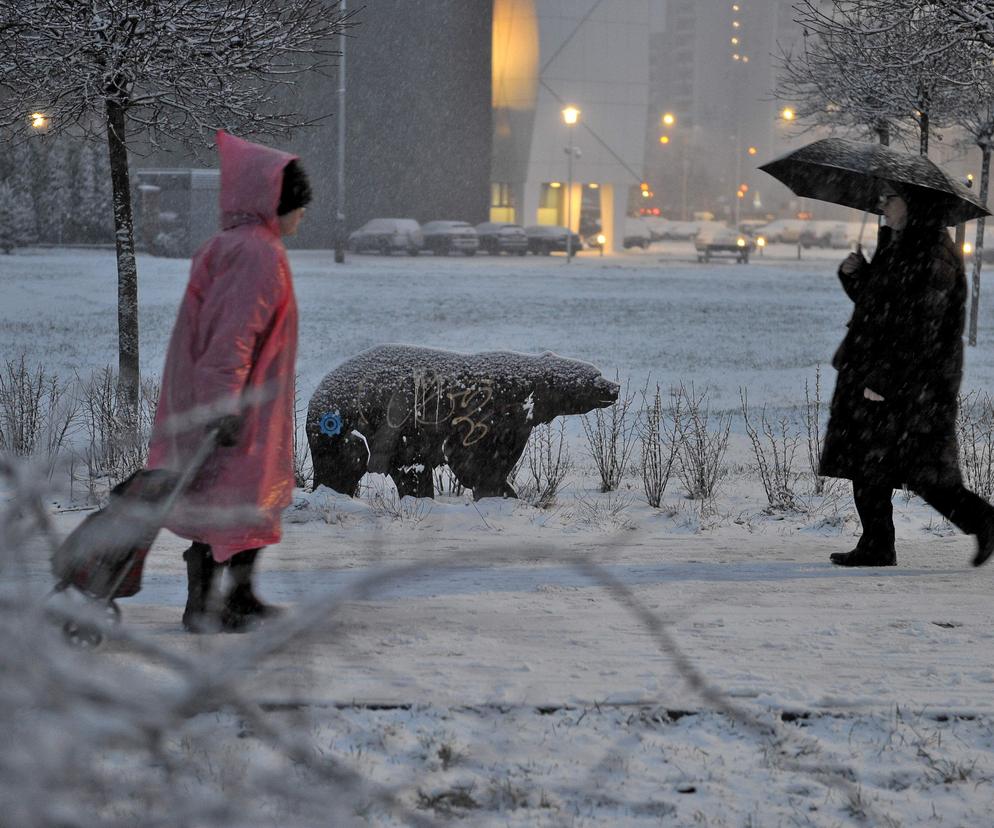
[[347, 218, 422, 255], [475, 222, 528, 255], [524, 225, 582, 255], [421, 221, 479, 256]]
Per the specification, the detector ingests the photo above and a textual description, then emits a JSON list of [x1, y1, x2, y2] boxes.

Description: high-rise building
[[647, 0, 808, 221]]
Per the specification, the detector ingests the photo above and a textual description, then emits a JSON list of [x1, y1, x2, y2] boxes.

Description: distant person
[[820, 184, 994, 567], [148, 130, 311, 631]]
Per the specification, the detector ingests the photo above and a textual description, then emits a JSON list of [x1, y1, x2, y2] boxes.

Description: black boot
[[974, 519, 994, 567], [220, 548, 281, 633], [829, 545, 896, 567], [183, 543, 220, 633]]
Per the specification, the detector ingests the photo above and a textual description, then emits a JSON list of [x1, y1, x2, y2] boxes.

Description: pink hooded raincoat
[[147, 131, 299, 562]]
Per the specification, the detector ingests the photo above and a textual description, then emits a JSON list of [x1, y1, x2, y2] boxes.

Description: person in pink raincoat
[[147, 130, 311, 633]]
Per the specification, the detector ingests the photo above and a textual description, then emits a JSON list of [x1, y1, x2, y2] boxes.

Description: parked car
[[623, 217, 652, 249], [421, 220, 479, 256], [755, 218, 807, 244], [524, 225, 582, 255], [695, 225, 754, 263], [800, 220, 851, 249], [475, 222, 528, 255], [348, 218, 422, 255]]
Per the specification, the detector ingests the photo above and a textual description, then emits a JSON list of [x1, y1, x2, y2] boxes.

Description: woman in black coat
[[820, 184, 994, 566]]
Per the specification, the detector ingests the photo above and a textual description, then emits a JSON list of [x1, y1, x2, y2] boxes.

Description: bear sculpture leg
[[390, 463, 435, 499], [311, 431, 368, 497]]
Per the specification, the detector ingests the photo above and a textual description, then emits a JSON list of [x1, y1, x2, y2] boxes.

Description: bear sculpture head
[[530, 352, 620, 421]]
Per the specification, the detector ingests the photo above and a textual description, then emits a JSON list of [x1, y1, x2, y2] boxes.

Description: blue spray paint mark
[[319, 411, 343, 437]]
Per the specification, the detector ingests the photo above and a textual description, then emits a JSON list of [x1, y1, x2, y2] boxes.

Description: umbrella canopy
[[759, 137, 990, 225]]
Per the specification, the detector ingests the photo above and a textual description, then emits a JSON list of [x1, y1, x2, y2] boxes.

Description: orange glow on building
[[492, 0, 539, 110]]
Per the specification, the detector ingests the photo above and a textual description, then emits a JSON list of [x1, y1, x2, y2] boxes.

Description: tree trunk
[[920, 111, 929, 156], [105, 98, 140, 413], [877, 125, 890, 246], [969, 143, 991, 348]]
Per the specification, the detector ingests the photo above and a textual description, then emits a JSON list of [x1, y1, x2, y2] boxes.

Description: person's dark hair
[[278, 160, 312, 216]]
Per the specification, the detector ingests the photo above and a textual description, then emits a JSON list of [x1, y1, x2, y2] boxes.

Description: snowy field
[[6, 243, 994, 825]]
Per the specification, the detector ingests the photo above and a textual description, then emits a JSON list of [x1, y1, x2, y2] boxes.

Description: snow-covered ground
[[5, 243, 994, 825]]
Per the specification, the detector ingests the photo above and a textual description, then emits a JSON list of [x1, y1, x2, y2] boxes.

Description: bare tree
[[778, 0, 904, 146], [779, 1, 971, 154], [0, 1, 353, 410]]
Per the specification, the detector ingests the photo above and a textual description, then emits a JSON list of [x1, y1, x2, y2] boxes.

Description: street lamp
[[30, 111, 49, 131], [562, 105, 580, 262], [781, 107, 796, 122], [662, 112, 676, 128]]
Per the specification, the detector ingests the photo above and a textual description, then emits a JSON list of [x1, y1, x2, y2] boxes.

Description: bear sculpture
[[307, 345, 620, 500]]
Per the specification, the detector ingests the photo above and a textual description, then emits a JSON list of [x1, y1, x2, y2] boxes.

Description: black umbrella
[[759, 137, 990, 226]]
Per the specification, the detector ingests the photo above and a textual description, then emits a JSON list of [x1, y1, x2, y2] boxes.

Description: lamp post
[[334, 0, 347, 264], [562, 105, 580, 262]]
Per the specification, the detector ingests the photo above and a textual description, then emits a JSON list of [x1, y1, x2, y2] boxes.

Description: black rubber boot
[[829, 546, 897, 567], [182, 543, 220, 633], [220, 548, 281, 633]]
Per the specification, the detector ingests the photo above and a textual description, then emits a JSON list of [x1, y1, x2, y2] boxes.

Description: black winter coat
[[819, 225, 966, 488]]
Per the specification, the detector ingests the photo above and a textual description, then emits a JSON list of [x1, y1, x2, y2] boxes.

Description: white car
[[348, 218, 422, 255]]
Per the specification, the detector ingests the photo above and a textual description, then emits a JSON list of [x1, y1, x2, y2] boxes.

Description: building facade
[[492, 0, 655, 250], [136, 1, 655, 253]]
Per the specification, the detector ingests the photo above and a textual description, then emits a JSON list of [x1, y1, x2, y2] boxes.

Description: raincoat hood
[[217, 130, 297, 231]]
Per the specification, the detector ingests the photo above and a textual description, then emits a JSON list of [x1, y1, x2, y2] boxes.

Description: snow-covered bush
[[0, 354, 78, 476], [957, 390, 994, 500], [740, 388, 802, 512], [671, 383, 730, 502], [581, 376, 639, 493], [515, 417, 573, 508], [638, 383, 680, 509]]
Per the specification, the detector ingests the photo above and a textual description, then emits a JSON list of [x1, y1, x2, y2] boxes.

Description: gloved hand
[[207, 414, 243, 448]]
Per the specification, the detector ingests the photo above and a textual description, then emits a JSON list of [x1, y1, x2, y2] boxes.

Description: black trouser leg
[[182, 542, 219, 633], [914, 482, 994, 537], [853, 479, 896, 553], [915, 482, 994, 565]]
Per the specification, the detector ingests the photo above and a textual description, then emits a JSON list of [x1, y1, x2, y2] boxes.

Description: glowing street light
[[662, 112, 676, 127], [748, 146, 758, 155], [562, 105, 580, 126], [781, 107, 796, 122], [659, 135, 670, 145], [30, 111, 49, 130]]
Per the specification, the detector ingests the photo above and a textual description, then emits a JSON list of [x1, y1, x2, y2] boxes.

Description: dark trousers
[[854, 478, 994, 551]]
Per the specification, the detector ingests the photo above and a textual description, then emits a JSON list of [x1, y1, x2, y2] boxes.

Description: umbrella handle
[[855, 210, 870, 255]]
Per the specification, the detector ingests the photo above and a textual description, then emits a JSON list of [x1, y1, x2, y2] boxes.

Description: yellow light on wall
[[747, 146, 758, 155], [662, 112, 676, 127], [562, 106, 580, 125], [588, 182, 599, 189], [731, 36, 739, 44], [659, 135, 670, 144], [550, 181, 562, 188], [732, 20, 740, 28]]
